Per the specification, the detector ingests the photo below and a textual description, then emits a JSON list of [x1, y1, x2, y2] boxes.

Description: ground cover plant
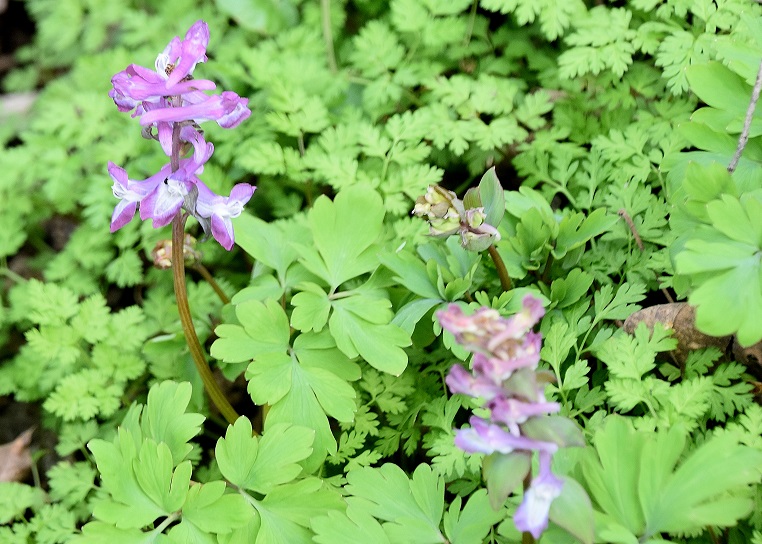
[[1, 0, 762, 542]]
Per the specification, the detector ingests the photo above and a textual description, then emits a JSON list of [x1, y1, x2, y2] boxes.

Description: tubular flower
[[107, 20, 254, 249], [513, 452, 564, 538]]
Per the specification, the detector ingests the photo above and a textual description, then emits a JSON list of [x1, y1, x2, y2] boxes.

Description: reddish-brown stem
[[168, 121, 238, 425], [487, 244, 512, 291], [172, 215, 239, 425], [192, 263, 230, 305]]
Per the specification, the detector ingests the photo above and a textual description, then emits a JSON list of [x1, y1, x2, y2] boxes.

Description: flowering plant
[[107, 20, 252, 250], [439, 295, 586, 539]]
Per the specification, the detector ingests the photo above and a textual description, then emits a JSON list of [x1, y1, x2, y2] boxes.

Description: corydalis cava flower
[[108, 20, 253, 250], [413, 184, 500, 252], [438, 295, 584, 539]]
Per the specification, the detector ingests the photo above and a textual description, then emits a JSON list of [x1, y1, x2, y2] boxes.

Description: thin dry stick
[[618, 209, 674, 303], [617, 209, 644, 252], [728, 59, 762, 173]]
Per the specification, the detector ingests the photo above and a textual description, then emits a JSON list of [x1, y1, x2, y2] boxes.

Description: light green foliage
[[0, 483, 46, 524], [666, 62, 762, 344], [595, 323, 754, 432], [582, 416, 762, 540], [80, 381, 251, 541], [1, 0, 761, 541], [0, 282, 149, 419], [216, 418, 314, 492], [313, 464, 502, 544], [213, 298, 361, 469]]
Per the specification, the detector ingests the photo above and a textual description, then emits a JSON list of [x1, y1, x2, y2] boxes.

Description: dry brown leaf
[[0, 427, 34, 482], [623, 303, 732, 363]]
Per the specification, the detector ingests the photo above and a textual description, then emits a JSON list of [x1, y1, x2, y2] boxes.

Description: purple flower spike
[[438, 294, 583, 540], [488, 396, 560, 435], [108, 20, 253, 249], [110, 65, 217, 111]]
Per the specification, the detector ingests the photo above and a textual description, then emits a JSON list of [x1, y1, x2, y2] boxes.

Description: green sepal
[[482, 452, 530, 510]]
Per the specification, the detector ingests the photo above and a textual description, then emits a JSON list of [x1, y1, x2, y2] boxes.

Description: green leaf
[[329, 293, 410, 375], [77, 522, 160, 544], [477, 167, 506, 228], [554, 208, 618, 259], [593, 283, 646, 323], [181, 481, 252, 534], [252, 478, 345, 544], [291, 283, 331, 332], [581, 417, 645, 534], [581, 415, 762, 539], [141, 381, 205, 465], [549, 268, 594, 309], [344, 464, 444, 543], [313, 507, 391, 544], [216, 417, 314, 493], [643, 431, 762, 534], [233, 214, 299, 280], [549, 477, 594, 544], [379, 249, 443, 300], [47, 461, 96, 507], [675, 193, 762, 345], [299, 185, 385, 289], [246, 331, 359, 470], [212, 299, 291, 363], [214, 0, 299, 34], [134, 440, 191, 514], [442, 490, 503, 544], [0, 483, 46, 524], [391, 298, 440, 336], [685, 62, 749, 117], [482, 452, 530, 510], [89, 428, 165, 528]]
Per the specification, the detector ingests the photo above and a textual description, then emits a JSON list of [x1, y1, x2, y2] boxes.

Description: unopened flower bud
[[413, 185, 458, 217], [151, 234, 202, 269]]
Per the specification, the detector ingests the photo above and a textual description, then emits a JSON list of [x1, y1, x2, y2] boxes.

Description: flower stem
[[168, 122, 236, 424], [191, 263, 230, 305], [321, 0, 338, 73], [172, 214, 239, 425], [487, 244, 512, 291]]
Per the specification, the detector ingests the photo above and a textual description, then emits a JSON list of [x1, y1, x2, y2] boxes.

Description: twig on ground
[[728, 59, 762, 173], [618, 208, 674, 303]]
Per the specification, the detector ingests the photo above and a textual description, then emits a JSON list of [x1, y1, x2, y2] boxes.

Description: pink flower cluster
[[438, 295, 563, 538], [108, 20, 253, 250]]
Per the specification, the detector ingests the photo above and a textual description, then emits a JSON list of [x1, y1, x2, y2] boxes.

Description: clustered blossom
[[108, 20, 253, 250], [438, 295, 564, 538], [413, 185, 500, 252]]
